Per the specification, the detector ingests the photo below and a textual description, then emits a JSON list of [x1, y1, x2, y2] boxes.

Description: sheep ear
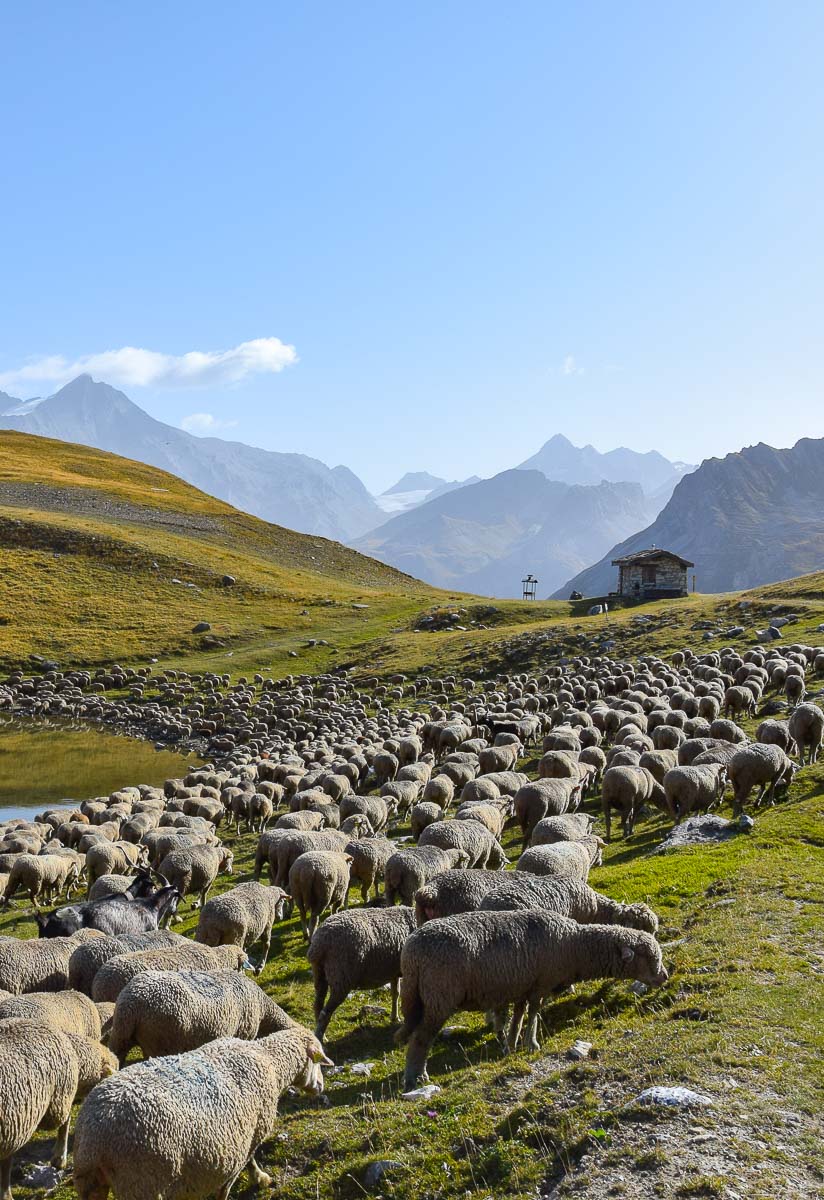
[[621, 945, 635, 961], [310, 1045, 332, 1065]]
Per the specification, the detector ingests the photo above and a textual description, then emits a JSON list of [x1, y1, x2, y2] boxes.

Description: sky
[[2, 1, 824, 493]]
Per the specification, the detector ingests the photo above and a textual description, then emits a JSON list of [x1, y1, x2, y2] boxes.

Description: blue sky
[[2, 1, 823, 492]]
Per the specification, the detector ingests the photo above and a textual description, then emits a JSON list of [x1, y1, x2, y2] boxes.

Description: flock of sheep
[[0, 634, 822, 1200]]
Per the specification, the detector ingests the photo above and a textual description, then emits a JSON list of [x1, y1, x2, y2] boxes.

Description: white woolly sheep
[[516, 836, 603, 880], [1, 853, 80, 909], [0, 930, 102, 994], [68, 931, 186, 996], [788, 702, 824, 764], [91, 942, 249, 1003], [0, 988, 102, 1039], [73, 1028, 332, 1200], [663, 763, 727, 822], [157, 843, 234, 908], [195, 881, 291, 973], [601, 766, 665, 842], [289, 850, 352, 941], [384, 846, 469, 906], [728, 743, 798, 813], [418, 820, 507, 869], [529, 813, 593, 846]]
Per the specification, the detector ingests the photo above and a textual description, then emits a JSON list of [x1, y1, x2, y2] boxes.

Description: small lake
[[0, 718, 201, 822]]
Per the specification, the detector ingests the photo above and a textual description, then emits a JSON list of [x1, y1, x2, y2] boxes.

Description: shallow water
[[0, 718, 200, 821]]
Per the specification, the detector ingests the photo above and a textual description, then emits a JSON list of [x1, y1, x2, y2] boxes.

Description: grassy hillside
[[0, 431, 443, 667]]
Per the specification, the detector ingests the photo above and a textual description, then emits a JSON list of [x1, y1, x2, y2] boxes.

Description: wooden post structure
[[522, 574, 538, 600]]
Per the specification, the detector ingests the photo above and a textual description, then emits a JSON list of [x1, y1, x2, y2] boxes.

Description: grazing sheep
[[0, 988, 102, 1039], [85, 841, 147, 892], [478, 875, 659, 933], [289, 850, 352, 941], [422, 775, 455, 810], [788, 702, 824, 764], [0, 930, 102, 994], [1, 853, 80, 908], [344, 837, 396, 905], [384, 846, 469, 906], [73, 1028, 332, 1200], [396, 912, 667, 1087], [418, 820, 507, 869], [785, 674, 806, 708], [195, 882, 290, 974], [516, 836, 603, 880], [529, 813, 593, 846], [601, 766, 665, 842], [728, 744, 798, 813], [513, 779, 578, 848], [269, 830, 354, 890], [410, 802, 443, 839], [274, 811, 325, 832], [455, 800, 509, 839], [91, 943, 248, 1003], [308, 906, 417, 1040], [108, 969, 298, 1062], [157, 843, 234, 908], [756, 719, 796, 756], [663, 764, 727, 822], [638, 749, 679, 786]]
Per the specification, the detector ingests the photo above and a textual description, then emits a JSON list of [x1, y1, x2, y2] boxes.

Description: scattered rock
[[221, 574, 236, 586], [349, 1061, 374, 1076], [402, 1084, 442, 1100], [636, 1086, 713, 1109], [656, 813, 754, 852], [22, 1165, 62, 1190], [191, 622, 211, 634], [363, 1160, 405, 1190], [567, 1039, 594, 1060]]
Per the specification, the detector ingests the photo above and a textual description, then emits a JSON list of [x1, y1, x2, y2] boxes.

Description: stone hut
[[612, 548, 694, 600]]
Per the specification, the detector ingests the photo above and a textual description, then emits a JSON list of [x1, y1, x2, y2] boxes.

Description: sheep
[[788, 702, 824, 764], [68, 931, 186, 995], [308, 906, 418, 1040], [478, 875, 659, 933], [85, 840, 147, 892], [638, 749, 680, 786], [344, 837, 396, 905], [340, 793, 391, 831], [157, 843, 234, 908], [455, 800, 509, 839], [414, 869, 512, 923], [0, 1019, 102, 1194], [516, 836, 603, 880], [513, 779, 578, 848], [395, 912, 667, 1087], [380, 780, 420, 816], [73, 1028, 332, 1200], [195, 882, 291, 973], [384, 846, 469, 906], [727, 744, 798, 813], [422, 775, 455, 809], [530, 813, 593, 846], [410, 801, 443, 839], [0, 930, 102, 994], [289, 850, 352, 941], [108, 968, 298, 1062], [269, 830, 355, 890], [87, 872, 154, 902], [91, 942, 249, 1003], [274, 810, 325, 832], [1, 852, 80, 908], [756, 719, 796, 756], [663, 764, 727, 822], [418, 820, 507, 869], [0, 988, 102, 1039], [784, 674, 806, 708], [601, 766, 665, 841]]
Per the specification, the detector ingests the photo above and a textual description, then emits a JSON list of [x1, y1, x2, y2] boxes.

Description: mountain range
[[0, 376, 383, 541], [353, 469, 651, 597], [554, 437, 824, 598]]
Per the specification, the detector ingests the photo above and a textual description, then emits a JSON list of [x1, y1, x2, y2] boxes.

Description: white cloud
[[561, 355, 584, 376], [180, 412, 239, 435], [0, 337, 298, 392]]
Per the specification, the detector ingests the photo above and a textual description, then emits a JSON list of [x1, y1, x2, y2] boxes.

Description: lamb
[[478, 875, 659, 933], [384, 846, 469, 906], [108, 968, 298, 1062], [663, 763, 727, 822], [157, 843, 234, 908], [68, 931, 186, 995], [516, 836, 603, 880], [91, 942, 249, 1003], [0, 930, 102, 994], [513, 779, 579, 848], [530, 813, 594, 846], [0, 988, 102, 1039], [418, 819, 507, 869], [727, 744, 798, 813], [73, 1028, 332, 1200], [289, 850, 352, 941], [1, 852, 80, 908], [788, 702, 824, 765], [0, 1018, 109, 1196], [395, 912, 667, 1087], [601, 766, 665, 841], [195, 881, 291, 974], [344, 837, 396, 905], [308, 906, 418, 1039]]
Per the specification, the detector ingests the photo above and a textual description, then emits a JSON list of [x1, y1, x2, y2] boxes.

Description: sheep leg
[[1, 1155, 12, 1200], [403, 1020, 440, 1090], [524, 1001, 542, 1052], [389, 976, 399, 1023], [256, 927, 273, 975], [50, 1118, 71, 1169], [247, 1152, 272, 1189], [507, 1001, 526, 1052]]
